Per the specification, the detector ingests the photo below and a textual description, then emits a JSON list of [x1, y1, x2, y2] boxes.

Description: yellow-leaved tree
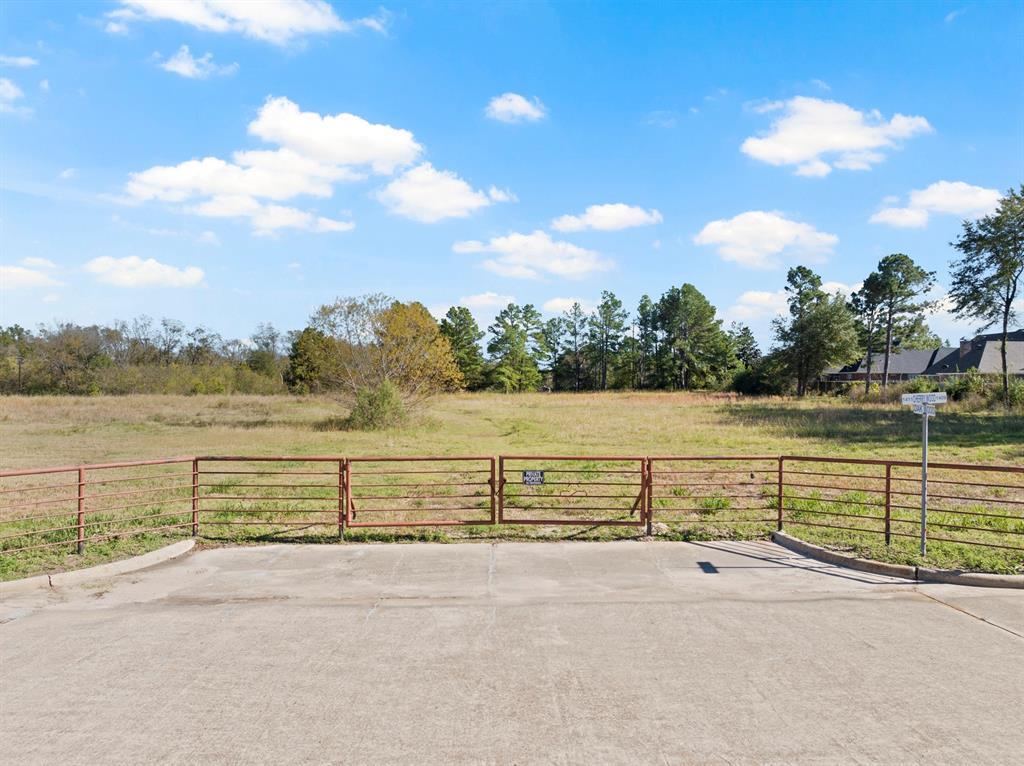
[[308, 295, 463, 428]]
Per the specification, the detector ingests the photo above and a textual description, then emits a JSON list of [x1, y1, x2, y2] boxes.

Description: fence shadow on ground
[[717, 404, 1024, 451]]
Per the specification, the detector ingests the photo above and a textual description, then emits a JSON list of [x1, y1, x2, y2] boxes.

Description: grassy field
[[1, 392, 1022, 578]]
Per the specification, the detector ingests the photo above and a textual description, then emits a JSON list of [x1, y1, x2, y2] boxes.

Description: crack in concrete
[[914, 589, 1024, 640]]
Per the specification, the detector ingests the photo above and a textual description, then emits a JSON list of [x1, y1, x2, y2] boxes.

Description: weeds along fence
[[2, 455, 1023, 574]]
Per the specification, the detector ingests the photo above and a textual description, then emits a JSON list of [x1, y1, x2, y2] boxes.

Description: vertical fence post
[[644, 458, 653, 537], [776, 457, 784, 531], [497, 456, 505, 524], [191, 458, 199, 537], [76, 467, 86, 554], [489, 457, 497, 525], [884, 463, 892, 546], [342, 460, 350, 536], [344, 460, 353, 526]]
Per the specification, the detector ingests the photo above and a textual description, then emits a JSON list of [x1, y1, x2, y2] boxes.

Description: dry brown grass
[[1, 391, 1022, 468]]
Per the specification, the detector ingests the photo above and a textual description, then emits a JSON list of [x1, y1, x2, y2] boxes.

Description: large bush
[[341, 381, 407, 430]]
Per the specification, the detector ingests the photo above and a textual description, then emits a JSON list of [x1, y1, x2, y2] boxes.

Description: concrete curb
[[772, 532, 1023, 589], [772, 532, 917, 579], [916, 567, 1024, 589], [0, 539, 196, 597]]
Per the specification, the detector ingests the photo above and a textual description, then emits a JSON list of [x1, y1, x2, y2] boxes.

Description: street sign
[[901, 392, 947, 405], [522, 470, 545, 486], [912, 403, 937, 416]]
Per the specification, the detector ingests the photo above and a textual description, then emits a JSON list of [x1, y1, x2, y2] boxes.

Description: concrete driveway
[[2, 540, 1022, 765]]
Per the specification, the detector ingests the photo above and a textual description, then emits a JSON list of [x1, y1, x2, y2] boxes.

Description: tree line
[[2, 186, 1021, 406], [0, 317, 291, 395]]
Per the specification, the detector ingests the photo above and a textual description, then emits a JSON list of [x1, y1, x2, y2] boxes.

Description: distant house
[[823, 329, 1024, 384]]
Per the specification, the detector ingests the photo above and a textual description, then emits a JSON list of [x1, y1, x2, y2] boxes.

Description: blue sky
[[1, 1, 1022, 347]]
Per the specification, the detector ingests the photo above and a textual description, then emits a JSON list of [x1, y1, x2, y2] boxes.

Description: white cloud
[[39, 78, 49, 92], [0, 265, 61, 289], [0, 55, 38, 67], [542, 297, 596, 314], [0, 77, 30, 115], [741, 96, 932, 177], [694, 210, 838, 269], [870, 180, 1000, 228], [160, 45, 238, 79], [430, 291, 516, 320], [84, 256, 204, 288], [248, 96, 420, 174], [909, 181, 1000, 215], [126, 96, 499, 233], [376, 163, 497, 223], [127, 150, 354, 203], [21, 257, 57, 269], [459, 292, 516, 309], [197, 230, 220, 245], [821, 280, 862, 296], [485, 92, 547, 123], [724, 290, 788, 321], [58, 168, 76, 180], [487, 186, 517, 203], [725, 280, 862, 324], [551, 203, 663, 232], [746, 99, 785, 115], [869, 207, 930, 228], [644, 110, 679, 128], [945, 9, 966, 23], [454, 230, 612, 280], [125, 97, 419, 234], [188, 194, 354, 235], [42, 292, 60, 303], [107, 0, 386, 45]]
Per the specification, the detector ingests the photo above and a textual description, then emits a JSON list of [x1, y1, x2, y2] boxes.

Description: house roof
[[823, 329, 1024, 379], [853, 347, 956, 376], [973, 329, 1024, 343], [924, 339, 1024, 375]]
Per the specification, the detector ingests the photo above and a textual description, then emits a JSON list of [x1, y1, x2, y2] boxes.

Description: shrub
[[341, 381, 407, 431], [904, 376, 939, 393], [1007, 378, 1024, 408], [945, 367, 985, 401]]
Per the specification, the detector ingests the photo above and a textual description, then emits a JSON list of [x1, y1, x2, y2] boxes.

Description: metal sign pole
[[901, 391, 944, 559], [920, 410, 928, 556]]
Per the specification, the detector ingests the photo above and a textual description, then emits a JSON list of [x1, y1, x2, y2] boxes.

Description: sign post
[[901, 392, 947, 555]]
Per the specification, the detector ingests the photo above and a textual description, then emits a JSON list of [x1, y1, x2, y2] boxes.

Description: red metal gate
[[497, 455, 648, 526], [345, 456, 495, 528], [647, 456, 780, 535]]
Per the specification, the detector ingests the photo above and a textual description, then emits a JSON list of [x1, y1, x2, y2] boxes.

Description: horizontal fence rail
[[3, 455, 1023, 572]]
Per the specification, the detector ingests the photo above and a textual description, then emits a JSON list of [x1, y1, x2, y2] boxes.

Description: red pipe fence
[[2, 455, 1023, 563]]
